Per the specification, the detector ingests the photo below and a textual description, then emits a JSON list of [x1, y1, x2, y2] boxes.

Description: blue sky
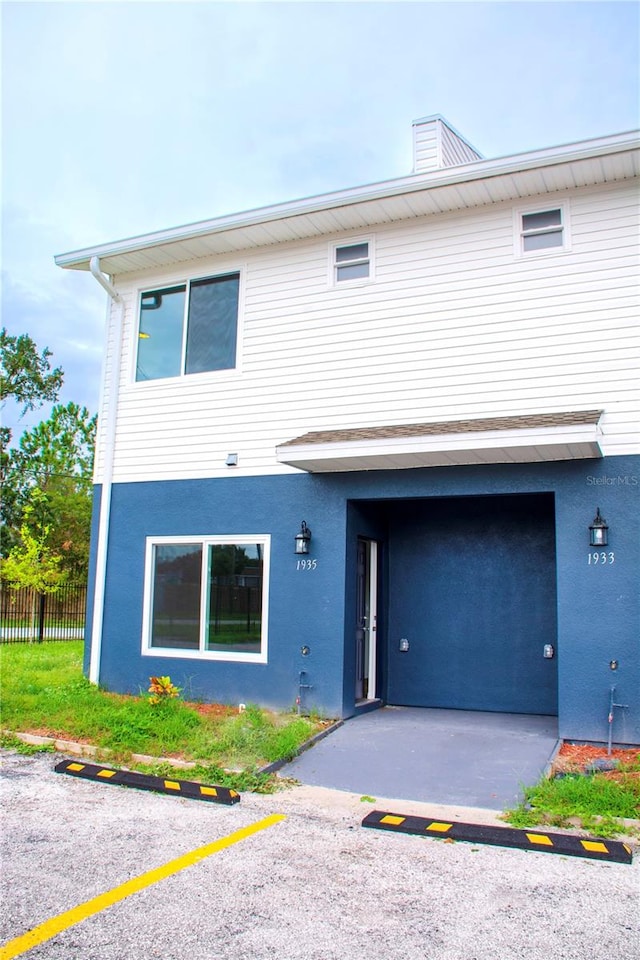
[[2, 0, 639, 439]]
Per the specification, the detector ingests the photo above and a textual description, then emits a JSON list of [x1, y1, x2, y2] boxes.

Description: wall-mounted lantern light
[[589, 507, 608, 547], [295, 521, 312, 554]]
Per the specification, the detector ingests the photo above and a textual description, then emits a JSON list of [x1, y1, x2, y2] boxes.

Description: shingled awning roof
[[276, 411, 604, 473]]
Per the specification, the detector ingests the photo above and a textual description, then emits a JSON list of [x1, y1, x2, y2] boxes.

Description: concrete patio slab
[[280, 706, 559, 810]]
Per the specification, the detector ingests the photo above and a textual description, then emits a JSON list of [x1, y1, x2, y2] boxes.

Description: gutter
[[87, 257, 123, 685]]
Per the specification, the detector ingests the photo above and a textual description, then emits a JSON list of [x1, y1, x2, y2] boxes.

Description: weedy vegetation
[[0, 641, 328, 791], [503, 757, 640, 838]]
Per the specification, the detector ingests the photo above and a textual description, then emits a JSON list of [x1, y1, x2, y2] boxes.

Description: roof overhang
[[54, 131, 639, 277], [276, 412, 604, 473]]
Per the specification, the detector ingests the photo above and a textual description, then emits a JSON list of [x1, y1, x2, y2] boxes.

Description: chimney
[[412, 115, 483, 173]]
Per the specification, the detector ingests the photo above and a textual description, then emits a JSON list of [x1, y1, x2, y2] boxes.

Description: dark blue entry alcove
[[386, 493, 558, 715]]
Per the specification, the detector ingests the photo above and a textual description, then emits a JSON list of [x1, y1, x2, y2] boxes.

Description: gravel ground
[[1, 749, 639, 960]]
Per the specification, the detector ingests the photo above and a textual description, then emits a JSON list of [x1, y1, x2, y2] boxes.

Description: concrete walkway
[[281, 706, 559, 810]]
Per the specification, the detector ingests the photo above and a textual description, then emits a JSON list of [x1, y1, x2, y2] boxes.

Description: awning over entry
[[276, 410, 604, 473]]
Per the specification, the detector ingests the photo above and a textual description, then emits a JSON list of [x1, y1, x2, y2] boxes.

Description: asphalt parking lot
[[1, 749, 639, 960]]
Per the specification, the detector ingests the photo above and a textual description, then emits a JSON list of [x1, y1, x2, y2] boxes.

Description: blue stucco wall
[[93, 474, 349, 716], [384, 494, 558, 715], [86, 455, 639, 742]]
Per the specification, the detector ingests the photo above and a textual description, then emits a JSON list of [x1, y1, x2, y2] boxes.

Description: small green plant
[[148, 675, 181, 706], [0, 733, 55, 755], [360, 795, 376, 803], [135, 759, 280, 794]]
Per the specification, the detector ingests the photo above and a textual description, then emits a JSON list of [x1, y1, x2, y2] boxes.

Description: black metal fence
[[0, 581, 87, 643]]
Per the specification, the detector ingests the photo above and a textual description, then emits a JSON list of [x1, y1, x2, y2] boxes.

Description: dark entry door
[[388, 495, 558, 715]]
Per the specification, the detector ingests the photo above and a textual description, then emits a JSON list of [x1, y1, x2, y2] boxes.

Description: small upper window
[[517, 206, 569, 256], [136, 272, 240, 382], [333, 241, 371, 283]]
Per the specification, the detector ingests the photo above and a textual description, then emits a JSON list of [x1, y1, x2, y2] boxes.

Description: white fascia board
[[55, 130, 639, 270], [276, 424, 604, 471]]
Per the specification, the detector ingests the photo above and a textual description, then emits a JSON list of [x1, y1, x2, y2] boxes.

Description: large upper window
[[142, 536, 269, 662], [136, 272, 240, 381]]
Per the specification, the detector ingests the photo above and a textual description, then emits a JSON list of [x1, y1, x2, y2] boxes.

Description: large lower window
[[142, 536, 269, 662], [136, 272, 240, 381]]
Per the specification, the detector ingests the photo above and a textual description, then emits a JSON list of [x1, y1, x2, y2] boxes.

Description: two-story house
[[56, 116, 640, 745]]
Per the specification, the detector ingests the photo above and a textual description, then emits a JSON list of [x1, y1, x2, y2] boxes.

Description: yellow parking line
[[0, 814, 285, 960]]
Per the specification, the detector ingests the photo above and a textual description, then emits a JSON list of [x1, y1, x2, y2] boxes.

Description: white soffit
[[54, 132, 639, 276], [276, 413, 604, 473]]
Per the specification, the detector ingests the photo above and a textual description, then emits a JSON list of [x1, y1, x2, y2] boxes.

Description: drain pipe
[[296, 670, 313, 715], [87, 257, 124, 685], [607, 685, 628, 756]]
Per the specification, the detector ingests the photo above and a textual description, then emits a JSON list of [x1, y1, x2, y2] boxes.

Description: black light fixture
[[295, 520, 312, 554], [589, 507, 608, 547]]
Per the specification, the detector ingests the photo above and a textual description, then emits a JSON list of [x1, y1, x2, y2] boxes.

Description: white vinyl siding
[[440, 123, 482, 167], [93, 179, 639, 483], [413, 122, 440, 173], [413, 116, 482, 173]]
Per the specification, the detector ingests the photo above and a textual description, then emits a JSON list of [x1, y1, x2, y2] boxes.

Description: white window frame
[[133, 268, 244, 384], [141, 534, 270, 663], [513, 202, 570, 258], [329, 237, 374, 286]]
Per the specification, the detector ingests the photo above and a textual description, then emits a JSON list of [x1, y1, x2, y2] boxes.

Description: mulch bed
[[552, 742, 640, 783], [189, 702, 237, 719]]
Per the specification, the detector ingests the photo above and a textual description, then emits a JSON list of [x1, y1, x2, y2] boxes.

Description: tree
[[0, 327, 64, 416], [2, 492, 67, 641], [1, 403, 97, 576], [1, 328, 65, 549]]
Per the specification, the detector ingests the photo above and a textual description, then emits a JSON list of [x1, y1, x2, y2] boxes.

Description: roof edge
[[278, 411, 604, 448], [55, 131, 639, 270]]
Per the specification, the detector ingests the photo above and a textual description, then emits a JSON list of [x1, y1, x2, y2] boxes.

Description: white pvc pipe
[[88, 257, 123, 684]]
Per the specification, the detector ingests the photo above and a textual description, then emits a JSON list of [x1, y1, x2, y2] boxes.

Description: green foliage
[[0, 733, 56, 755], [503, 762, 640, 838], [0, 643, 326, 781], [0, 328, 63, 416], [2, 490, 67, 590], [11, 401, 96, 483], [527, 769, 640, 820], [1, 329, 65, 557], [1, 402, 96, 575], [148, 675, 182, 706], [212, 706, 318, 766], [135, 760, 280, 794], [501, 805, 543, 829]]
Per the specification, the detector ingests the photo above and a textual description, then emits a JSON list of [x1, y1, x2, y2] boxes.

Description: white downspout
[[88, 256, 124, 684]]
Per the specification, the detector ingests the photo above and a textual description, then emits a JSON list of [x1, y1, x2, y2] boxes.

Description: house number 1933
[[297, 559, 317, 570], [588, 552, 615, 565]]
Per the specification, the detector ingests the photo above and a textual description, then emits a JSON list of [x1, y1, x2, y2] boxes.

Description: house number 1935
[[297, 559, 317, 570], [588, 552, 615, 565]]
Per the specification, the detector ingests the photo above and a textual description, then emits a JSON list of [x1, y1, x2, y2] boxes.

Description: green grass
[[0, 641, 328, 788], [503, 761, 640, 838]]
